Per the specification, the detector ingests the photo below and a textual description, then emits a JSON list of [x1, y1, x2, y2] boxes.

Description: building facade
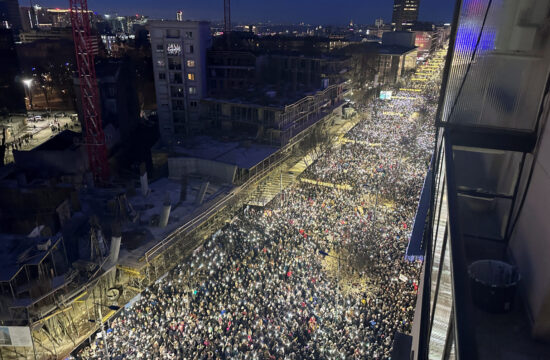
[[408, 0, 550, 359], [201, 82, 344, 147], [149, 20, 211, 144], [375, 46, 418, 85]]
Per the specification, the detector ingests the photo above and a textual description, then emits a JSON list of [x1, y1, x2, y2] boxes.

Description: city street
[[71, 49, 447, 359], [1, 112, 81, 164]]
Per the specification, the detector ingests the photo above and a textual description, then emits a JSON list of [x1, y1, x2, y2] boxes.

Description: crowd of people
[[75, 58, 442, 359]]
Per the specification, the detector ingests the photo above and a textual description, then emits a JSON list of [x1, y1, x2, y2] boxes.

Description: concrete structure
[[148, 20, 211, 144], [392, 0, 420, 30]]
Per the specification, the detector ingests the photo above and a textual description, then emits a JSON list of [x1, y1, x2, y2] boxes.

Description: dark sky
[[33, 0, 455, 25]]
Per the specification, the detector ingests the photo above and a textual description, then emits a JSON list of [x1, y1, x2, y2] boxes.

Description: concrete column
[[159, 198, 171, 228], [140, 163, 149, 197], [109, 223, 122, 264]]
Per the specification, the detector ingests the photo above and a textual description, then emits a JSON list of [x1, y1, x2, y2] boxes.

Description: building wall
[[97, 60, 140, 143], [73, 59, 140, 148], [149, 20, 211, 144], [207, 50, 257, 96], [257, 55, 323, 93], [376, 52, 417, 85], [201, 83, 343, 146], [168, 157, 237, 184]]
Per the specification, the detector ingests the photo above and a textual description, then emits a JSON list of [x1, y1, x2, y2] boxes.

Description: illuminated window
[[187, 73, 195, 81], [188, 86, 197, 95], [156, 59, 165, 67], [187, 59, 195, 67], [171, 86, 185, 97]]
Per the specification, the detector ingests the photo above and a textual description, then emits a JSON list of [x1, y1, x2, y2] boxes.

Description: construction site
[[0, 97, 358, 359], [0, 0, 367, 357]]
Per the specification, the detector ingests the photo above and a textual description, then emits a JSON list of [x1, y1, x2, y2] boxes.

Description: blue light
[[455, 0, 496, 53]]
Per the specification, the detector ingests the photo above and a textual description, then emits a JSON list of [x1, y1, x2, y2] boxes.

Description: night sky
[[34, 0, 455, 25]]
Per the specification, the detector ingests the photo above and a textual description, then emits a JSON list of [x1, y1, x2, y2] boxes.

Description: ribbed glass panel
[[441, 0, 548, 130]]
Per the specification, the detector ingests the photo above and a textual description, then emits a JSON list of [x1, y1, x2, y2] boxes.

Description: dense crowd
[[76, 59, 442, 359]]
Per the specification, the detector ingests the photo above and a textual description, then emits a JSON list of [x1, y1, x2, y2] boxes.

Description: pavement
[[1, 111, 81, 164]]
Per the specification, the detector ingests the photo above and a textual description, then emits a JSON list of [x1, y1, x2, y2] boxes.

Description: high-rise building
[[148, 20, 211, 145], [406, 0, 550, 359], [392, 0, 420, 30]]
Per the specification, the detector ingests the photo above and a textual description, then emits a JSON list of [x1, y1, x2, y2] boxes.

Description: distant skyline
[[29, 0, 455, 25]]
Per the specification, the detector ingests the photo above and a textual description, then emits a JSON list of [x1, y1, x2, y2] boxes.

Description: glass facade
[[411, 0, 550, 359]]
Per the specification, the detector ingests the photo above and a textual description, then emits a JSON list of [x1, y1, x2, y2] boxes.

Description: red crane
[[69, 0, 109, 183]]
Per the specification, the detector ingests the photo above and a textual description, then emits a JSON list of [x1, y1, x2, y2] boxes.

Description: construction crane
[[69, 0, 109, 183], [224, 0, 231, 33], [224, 0, 231, 48]]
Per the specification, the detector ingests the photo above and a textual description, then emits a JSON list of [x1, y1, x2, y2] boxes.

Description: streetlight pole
[[23, 79, 33, 110]]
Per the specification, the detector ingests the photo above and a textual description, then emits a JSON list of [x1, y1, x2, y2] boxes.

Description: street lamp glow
[[23, 79, 32, 87]]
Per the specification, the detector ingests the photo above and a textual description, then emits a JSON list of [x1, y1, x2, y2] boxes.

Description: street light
[[22, 79, 33, 110], [88, 303, 120, 359]]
